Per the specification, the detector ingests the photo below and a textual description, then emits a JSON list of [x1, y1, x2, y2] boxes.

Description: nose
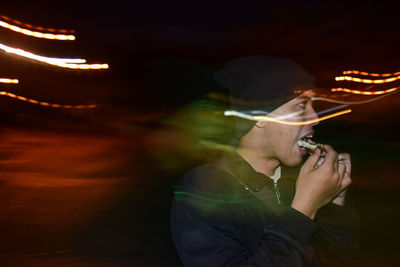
[[309, 105, 319, 126]]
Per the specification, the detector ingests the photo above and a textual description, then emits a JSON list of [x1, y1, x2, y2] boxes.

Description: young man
[[171, 57, 359, 266]]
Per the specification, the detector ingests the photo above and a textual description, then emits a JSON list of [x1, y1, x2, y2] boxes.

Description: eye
[[298, 101, 307, 110]]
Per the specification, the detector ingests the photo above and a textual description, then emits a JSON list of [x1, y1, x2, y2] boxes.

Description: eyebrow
[[296, 96, 312, 101]]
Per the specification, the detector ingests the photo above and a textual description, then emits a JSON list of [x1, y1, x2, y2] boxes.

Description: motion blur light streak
[[0, 43, 86, 63], [0, 15, 75, 33], [224, 109, 352, 125], [314, 104, 349, 116], [199, 140, 236, 153], [224, 110, 254, 120], [0, 19, 75, 40], [53, 62, 109, 70], [224, 105, 348, 122], [0, 78, 19, 84], [331, 87, 400, 95], [335, 75, 400, 84], [256, 109, 352, 125], [312, 91, 399, 104], [0, 90, 97, 108], [0, 43, 109, 69], [343, 70, 400, 77]]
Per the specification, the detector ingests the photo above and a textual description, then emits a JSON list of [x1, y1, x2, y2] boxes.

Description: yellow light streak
[[331, 87, 400, 95], [0, 19, 75, 40], [0, 91, 97, 109], [343, 70, 400, 77], [225, 109, 352, 125], [335, 75, 400, 84], [0, 78, 19, 84], [0, 43, 109, 70], [51, 62, 109, 69]]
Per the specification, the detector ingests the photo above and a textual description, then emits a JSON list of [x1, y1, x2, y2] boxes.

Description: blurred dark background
[[0, 0, 399, 266]]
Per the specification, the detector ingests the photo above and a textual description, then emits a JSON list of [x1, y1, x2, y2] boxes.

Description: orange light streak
[[225, 109, 352, 125], [0, 15, 74, 33], [0, 78, 19, 84], [335, 75, 400, 84], [343, 70, 400, 77], [0, 19, 75, 41], [52, 62, 109, 70], [0, 91, 97, 109], [331, 87, 400, 95], [0, 43, 108, 70]]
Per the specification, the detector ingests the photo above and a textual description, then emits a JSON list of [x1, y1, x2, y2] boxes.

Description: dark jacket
[[171, 152, 360, 266]]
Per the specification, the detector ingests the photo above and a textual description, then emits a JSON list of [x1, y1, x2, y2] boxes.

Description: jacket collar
[[225, 151, 274, 192]]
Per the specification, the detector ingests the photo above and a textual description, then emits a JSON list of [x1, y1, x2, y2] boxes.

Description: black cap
[[214, 56, 316, 137]]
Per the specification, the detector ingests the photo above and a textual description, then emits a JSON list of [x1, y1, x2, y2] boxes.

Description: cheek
[[285, 127, 302, 149], [278, 127, 297, 140]]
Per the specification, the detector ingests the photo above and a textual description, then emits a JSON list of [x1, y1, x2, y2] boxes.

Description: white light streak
[[0, 42, 108, 70], [0, 78, 19, 84], [224, 109, 352, 125]]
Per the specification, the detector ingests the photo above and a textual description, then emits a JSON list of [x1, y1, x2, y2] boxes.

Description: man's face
[[258, 90, 318, 166]]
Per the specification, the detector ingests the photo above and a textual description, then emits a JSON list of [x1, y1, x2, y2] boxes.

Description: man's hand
[[331, 153, 352, 206], [291, 145, 351, 219], [314, 152, 352, 206]]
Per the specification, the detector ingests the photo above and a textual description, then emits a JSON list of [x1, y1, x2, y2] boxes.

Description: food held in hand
[[297, 138, 324, 153]]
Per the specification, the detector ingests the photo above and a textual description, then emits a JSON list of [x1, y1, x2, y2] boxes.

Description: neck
[[236, 137, 280, 177]]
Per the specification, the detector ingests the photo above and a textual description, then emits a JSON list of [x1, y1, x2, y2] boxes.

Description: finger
[[340, 172, 352, 190], [336, 189, 347, 198], [339, 153, 351, 175], [303, 148, 322, 170], [338, 153, 350, 161], [337, 161, 346, 185], [322, 145, 338, 167], [315, 156, 325, 168]]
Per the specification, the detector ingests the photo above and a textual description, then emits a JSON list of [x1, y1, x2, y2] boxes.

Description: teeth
[[300, 134, 313, 141]]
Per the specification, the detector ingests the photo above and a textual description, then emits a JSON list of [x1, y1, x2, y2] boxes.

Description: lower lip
[[298, 145, 308, 156]]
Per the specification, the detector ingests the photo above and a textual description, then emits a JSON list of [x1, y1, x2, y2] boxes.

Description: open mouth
[[297, 134, 324, 154]]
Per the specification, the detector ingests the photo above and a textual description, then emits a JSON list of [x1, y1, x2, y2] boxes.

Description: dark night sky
[[1, 0, 400, 113]]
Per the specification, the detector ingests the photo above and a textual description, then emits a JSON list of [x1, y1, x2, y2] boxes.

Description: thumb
[[303, 149, 322, 171]]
